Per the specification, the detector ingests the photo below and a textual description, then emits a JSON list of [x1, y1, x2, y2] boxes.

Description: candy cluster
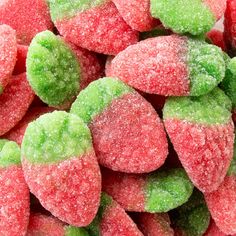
[[0, 0, 236, 235]]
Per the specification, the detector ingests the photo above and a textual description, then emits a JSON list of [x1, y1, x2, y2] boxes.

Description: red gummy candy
[[13, 45, 28, 75], [0, 24, 17, 93], [56, 2, 138, 55], [204, 0, 226, 20], [207, 29, 227, 52], [0, 0, 53, 45], [0, 165, 30, 236], [224, 0, 236, 55], [4, 107, 54, 145], [205, 175, 236, 235], [27, 213, 65, 236], [0, 73, 34, 136], [134, 213, 174, 236], [112, 0, 158, 32], [204, 219, 227, 236]]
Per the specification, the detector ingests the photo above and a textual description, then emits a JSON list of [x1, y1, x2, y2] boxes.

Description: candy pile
[[1, 0, 236, 235]]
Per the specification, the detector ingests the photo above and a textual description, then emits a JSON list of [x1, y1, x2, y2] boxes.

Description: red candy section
[[13, 45, 28, 75], [100, 200, 143, 236], [0, 165, 30, 236], [135, 213, 174, 236], [0, 0, 53, 45], [164, 119, 234, 193], [204, 219, 227, 236], [203, 0, 226, 20], [22, 152, 101, 227], [4, 107, 54, 145], [27, 213, 65, 236], [56, 2, 138, 55], [91, 93, 168, 173], [206, 29, 227, 52], [110, 35, 189, 95], [102, 168, 146, 211], [205, 175, 236, 235], [112, 0, 158, 32], [0, 24, 17, 93], [0, 73, 34, 136]]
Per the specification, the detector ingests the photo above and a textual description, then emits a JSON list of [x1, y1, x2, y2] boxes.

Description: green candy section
[[221, 57, 236, 109], [65, 226, 89, 236], [70, 77, 133, 124], [187, 38, 225, 96], [150, 0, 215, 35], [22, 111, 92, 164], [49, 0, 106, 22], [170, 189, 210, 236], [145, 168, 194, 212], [26, 30, 81, 107], [86, 192, 112, 236], [163, 88, 232, 125], [0, 139, 21, 168]]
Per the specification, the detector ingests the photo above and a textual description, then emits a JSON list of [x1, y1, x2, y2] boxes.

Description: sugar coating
[[49, 0, 106, 21], [164, 118, 234, 193], [110, 35, 190, 96], [205, 175, 236, 235], [227, 139, 236, 176], [164, 88, 232, 125], [224, 0, 236, 56], [0, 0, 53, 45], [0, 165, 30, 236], [0, 24, 17, 94], [65, 226, 89, 236], [13, 45, 28, 75], [26, 31, 81, 107], [88, 193, 143, 236], [112, 0, 158, 32], [171, 189, 210, 236], [187, 39, 225, 96], [22, 111, 92, 164], [105, 56, 114, 77], [145, 169, 194, 212], [135, 213, 174, 236], [102, 167, 146, 212], [22, 151, 101, 226], [54, 1, 139, 55], [203, 0, 226, 20], [204, 219, 227, 236], [206, 29, 227, 52], [221, 57, 236, 109], [150, 0, 215, 35], [0, 139, 21, 168], [71, 77, 132, 124], [4, 107, 54, 145], [0, 73, 34, 136]]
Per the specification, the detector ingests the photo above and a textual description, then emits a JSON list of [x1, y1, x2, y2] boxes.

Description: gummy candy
[[151, 0, 226, 35], [0, 73, 34, 136], [21, 111, 101, 226], [71, 77, 168, 173], [110, 35, 225, 96], [0, 24, 17, 94], [49, 1, 138, 55], [13, 45, 28, 75], [0, 139, 30, 236], [163, 88, 234, 192], [102, 167, 193, 212], [0, 0, 53, 45], [206, 29, 226, 52], [204, 219, 227, 236]]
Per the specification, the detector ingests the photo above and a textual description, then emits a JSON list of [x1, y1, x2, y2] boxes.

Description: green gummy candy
[[187, 38, 225, 96], [0, 139, 21, 168], [145, 168, 194, 212], [171, 189, 210, 236], [221, 57, 236, 109], [26, 30, 81, 107], [49, 0, 106, 22], [163, 88, 232, 125], [150, 0, 215, 35], [86, 192, 113, 236], [70, 77, 133, 124], [65, 226, 89, 236], [22, 111, 92, 164]]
